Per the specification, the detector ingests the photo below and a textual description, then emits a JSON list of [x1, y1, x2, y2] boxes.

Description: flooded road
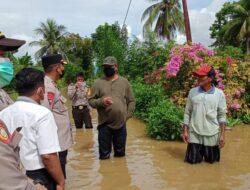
[[66, 116, 250, 190]]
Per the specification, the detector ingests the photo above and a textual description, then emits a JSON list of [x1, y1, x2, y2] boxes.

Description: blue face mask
[[0, 58, 14, 88]]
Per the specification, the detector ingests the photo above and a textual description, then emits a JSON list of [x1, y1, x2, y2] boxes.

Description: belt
[[72, 105, 88, 110]]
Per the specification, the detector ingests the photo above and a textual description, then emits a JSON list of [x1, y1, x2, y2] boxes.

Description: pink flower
[[217, 82, 225, 90], [188, 52, 197, 59], [231, 102, 241, 111], [166, 55, 182, 78], [207, 50, 215, 56], [195, 57, 204, 63], [234, 90, 241, 98]]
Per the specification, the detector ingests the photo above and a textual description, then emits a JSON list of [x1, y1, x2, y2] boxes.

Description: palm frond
[[233, 4, 248, 16], [237, 20, 247, 40], [142, 3, 162, 37], [141, 3, 161, 21], [223, 18, 243, 41]]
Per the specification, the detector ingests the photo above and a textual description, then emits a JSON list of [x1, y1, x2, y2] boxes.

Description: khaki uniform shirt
[[0, 89, 13, 111], [0, 120, 35, 190], [41, 76, 73, 151], [67, 82, 91, 109]]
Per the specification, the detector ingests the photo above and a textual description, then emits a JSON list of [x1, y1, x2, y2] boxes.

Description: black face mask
[[104, 67, 115, 77]]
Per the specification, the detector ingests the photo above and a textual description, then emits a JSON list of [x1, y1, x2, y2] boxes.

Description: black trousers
[[185, 143, 220, 164], [26, 169, 56, 190], [72, 106, 93, 129], [98, 123, 127, 160], [59, 150, 68, 178]]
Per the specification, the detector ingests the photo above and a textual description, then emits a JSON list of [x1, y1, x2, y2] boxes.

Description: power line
[[122, 0, 133, 29]]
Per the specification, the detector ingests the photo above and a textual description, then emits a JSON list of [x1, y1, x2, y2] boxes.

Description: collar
[[16, 96, 39, 105], [104, 75, 119, 82], [45, 75, 56, 86], [198, 85, 215, 94]]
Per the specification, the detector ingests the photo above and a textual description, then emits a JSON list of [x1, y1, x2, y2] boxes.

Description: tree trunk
[[182, 0, 192, 45]]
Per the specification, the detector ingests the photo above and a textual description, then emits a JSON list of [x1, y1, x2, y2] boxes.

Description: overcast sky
[[1, 0, 234, 57]]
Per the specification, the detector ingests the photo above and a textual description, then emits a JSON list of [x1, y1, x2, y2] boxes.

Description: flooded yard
[[66, 116, 250, 190]]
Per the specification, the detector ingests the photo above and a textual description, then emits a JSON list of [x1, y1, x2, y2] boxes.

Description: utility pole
[[182, 0, 192, 44]]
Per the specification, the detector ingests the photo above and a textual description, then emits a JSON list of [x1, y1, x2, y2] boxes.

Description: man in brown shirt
[[68, 72, 93, 129], [41, 54, 73, 178], [89, 56, 135, 160]]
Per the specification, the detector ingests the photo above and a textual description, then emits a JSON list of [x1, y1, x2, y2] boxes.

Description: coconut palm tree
[[223, 0, 250, 53], [141, 0, 185, 40], [30, 18, 68, 59]]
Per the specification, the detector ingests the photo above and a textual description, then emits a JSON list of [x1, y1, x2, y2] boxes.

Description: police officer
[[0, 120, 47, 190], [41, 54, 73, 178], [68, 72, 93, 129], [0, 31, 25, 111]]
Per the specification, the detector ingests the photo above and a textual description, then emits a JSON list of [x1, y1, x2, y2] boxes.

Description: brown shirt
[[0, 120, 35, 190], [0, 89, 13, 111], [89, 76, 135, 129], [41, 76, 73, 151]]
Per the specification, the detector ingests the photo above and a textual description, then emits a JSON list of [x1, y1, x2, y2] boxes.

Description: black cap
[[41, 54, 64, 69], [0, 32, 26, 51]]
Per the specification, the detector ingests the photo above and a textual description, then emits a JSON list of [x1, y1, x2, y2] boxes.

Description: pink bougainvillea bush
[[145, 43, 250, 119]]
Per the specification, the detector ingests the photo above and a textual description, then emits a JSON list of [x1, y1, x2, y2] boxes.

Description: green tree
[[11, 53, 33, 67], [124, 33, 175, 79], [210, 0, 250, 53], [141, 0, 184, 40], [91, 22, 128, 75], [63, 64, 84, 84], [210, 2, 236, 48], [63, 33, 94, 79], [30, 18, 68, 59]]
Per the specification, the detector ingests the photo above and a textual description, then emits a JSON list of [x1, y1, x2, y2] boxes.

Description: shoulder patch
[[47, 92, 55, 105], [0, 123, 10, 144]]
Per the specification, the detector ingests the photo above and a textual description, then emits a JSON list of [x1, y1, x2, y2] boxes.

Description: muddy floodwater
[[66, 115, 250, 190]]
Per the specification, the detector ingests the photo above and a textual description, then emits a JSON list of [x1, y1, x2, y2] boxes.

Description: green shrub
[[241, 114, 250, 124], [227, 117, 242, 128], [132, 79, 165, 121], [146, 99, 184, 141], [216, 46, 244, 59]]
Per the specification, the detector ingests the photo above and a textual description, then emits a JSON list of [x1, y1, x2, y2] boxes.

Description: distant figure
[[41, 54, 73, 178], [0, 31, 25, 111], [68, 72, 93, 129], [182, 64, 227, 164], [0, 68, 64, 190], [89, 56, 135, 160]]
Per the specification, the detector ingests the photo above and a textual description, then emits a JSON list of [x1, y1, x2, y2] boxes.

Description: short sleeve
[[36, 111, 61, 155]]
